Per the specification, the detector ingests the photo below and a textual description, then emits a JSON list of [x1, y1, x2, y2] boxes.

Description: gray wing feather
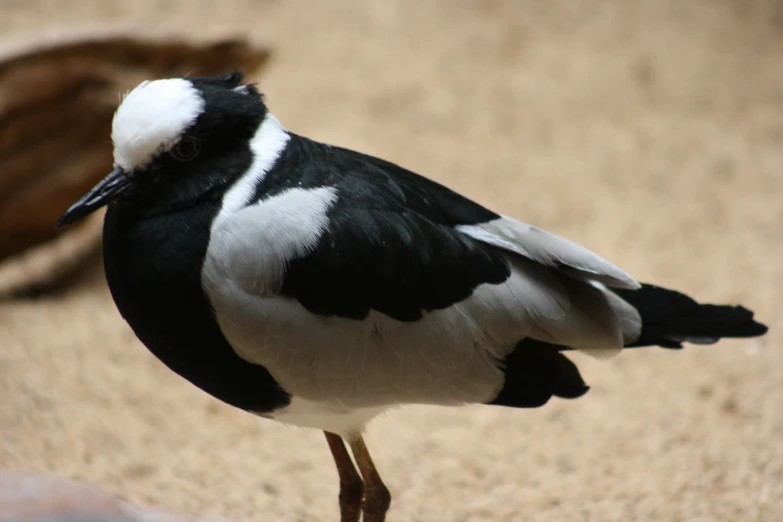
[[457, 216, 641, 290]]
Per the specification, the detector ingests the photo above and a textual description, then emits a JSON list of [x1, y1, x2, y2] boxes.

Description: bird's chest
[[103, 206, 214, 354], [102, 203, 290, 413]]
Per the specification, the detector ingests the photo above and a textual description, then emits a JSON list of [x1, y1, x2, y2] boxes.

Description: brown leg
[[348, 435, 391, 522], [324, 431, 364, 522]]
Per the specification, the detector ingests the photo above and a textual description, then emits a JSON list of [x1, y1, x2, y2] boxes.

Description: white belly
[[262, 397, 391, 437], [207, 288, 506, 408]]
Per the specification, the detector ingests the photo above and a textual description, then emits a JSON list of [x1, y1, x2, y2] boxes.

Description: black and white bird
[[58, 71, 768, 522]]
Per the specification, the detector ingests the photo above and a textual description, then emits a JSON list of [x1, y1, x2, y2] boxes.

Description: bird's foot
[[361, 482, 391, 522], [338, 476, 364, 522]]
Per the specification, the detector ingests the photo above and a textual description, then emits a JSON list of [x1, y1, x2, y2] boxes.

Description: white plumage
[[111, 79, 204, 171]]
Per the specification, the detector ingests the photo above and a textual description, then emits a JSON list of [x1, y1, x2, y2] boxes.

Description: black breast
[[102, 200, 291, 413]]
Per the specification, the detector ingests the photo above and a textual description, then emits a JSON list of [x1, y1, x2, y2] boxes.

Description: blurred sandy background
[[1, 1, 782, 521]]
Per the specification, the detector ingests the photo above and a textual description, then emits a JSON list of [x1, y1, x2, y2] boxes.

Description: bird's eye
[[170, 136, 201, 162]]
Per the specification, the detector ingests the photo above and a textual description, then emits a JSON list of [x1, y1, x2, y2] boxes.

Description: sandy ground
[[1, 1, 782, 521]]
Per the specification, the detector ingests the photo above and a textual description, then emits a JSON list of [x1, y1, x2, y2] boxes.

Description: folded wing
[[457, 216, 640, 290], [204, 142, 643, 406]]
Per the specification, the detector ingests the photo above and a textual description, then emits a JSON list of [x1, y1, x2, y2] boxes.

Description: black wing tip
[[657, 309, 768, 347], [752, 322, 769, 336], [616, 285, 769, 347], [556, 383, 590, 400], [717, 305, 769, 338], [489, 340, 591, 408], [730, 320, 768, 338]]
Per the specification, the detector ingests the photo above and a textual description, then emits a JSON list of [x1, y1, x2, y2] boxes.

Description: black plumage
[[489, 339, 589, 408], [612, 284, 769, 348]]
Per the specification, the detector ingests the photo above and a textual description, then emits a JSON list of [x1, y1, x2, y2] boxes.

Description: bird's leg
[[324, 431, 364, 522], [348, 435, 391, 522]]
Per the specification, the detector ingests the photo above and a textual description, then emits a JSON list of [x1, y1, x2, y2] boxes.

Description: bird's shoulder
[[206, 134, 512, 322], [251, 134, 499, 227]]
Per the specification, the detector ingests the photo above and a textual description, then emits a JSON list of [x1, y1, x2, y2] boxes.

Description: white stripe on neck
[[220, 113, 291, 216]]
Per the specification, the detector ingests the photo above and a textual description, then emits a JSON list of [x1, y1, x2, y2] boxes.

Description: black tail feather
[[487, 285, 767, 410], [612, 284, 769, 349]]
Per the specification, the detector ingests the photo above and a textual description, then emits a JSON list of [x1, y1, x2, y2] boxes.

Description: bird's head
[[58, 71, 269, 227]]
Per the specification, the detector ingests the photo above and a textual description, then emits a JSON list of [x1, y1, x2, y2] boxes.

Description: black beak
[[57, 167, 132, 228]]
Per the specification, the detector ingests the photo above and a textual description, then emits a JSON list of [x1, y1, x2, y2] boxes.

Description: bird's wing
[[333, 145, 639, 291], [275, 198, 641, 355], [203, 140, 641, 405], [279, 202, 511, 322], [456, 217, 640, 290]]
